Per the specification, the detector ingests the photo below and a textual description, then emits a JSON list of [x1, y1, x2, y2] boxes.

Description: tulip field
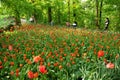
[[0, 25, 120, 80]]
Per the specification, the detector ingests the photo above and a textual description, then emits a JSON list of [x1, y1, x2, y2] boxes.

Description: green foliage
[[0, 0, 120, 31]]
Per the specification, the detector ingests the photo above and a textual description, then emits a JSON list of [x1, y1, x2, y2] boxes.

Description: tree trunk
[[57, 9, 61, 24], [68, 0, 70, 22], [118, 5, 120, 29], [73, 1, 76, 21], [14, 9, 21, 26], [33, 9, 37, 24], [96, 0, 99, 29], [48, 6, 52, 23], [99, 0, 103, 29]]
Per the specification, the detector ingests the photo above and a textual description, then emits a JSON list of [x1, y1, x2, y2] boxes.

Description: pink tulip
[[106, 62, 115, 69], [8, 45, 13, 51]]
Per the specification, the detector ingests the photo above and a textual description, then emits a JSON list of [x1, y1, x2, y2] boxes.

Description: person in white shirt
[[29, 16, 35, 23], [72, 21, 77, 28], [104, 18, 109, 30]]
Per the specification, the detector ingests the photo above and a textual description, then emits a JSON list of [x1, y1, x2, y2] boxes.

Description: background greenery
[[0, 0, 120, 31]]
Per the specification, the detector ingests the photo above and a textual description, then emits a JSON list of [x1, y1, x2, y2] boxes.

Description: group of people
[[29, 16, 110, 30], [66, 21, 77, 28], [66, 17, 110, 30]]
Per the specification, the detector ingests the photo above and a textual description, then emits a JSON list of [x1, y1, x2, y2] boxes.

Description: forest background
[[0, 0, 120, 31]]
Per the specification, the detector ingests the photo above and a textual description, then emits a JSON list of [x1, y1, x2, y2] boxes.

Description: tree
[[1, 0, 33, 26], [68, 0, 70, 22], [95, 0, 99, 29], [99, 0, 103, 28]]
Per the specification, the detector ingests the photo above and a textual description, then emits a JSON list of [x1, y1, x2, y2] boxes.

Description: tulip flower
[[98, 50, 104, 58], [106, 62, 114, 69], [33, 56, 41, 63], [8, 44, 13, 51], [39, 65, 47, 74], [27, 71, 34, 79]]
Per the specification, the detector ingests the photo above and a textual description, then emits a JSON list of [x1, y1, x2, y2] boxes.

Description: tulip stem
[[64, 69, 69, 80]]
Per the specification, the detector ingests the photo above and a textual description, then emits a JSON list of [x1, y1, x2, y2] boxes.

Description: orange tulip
[[47, 62, 51, 67], [34, 72, 38, 78], [10, 71, 14, 76], [59, 65, 62, 70], [10, 62, 14, 66], [19, 64, 23, 67], [4, 57, 7, 62]]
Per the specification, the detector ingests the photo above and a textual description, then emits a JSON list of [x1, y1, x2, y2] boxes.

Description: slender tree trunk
[[96, 0, 99, 29], [73, 1, 76, 21], [56, 0, 61, 24], [31, 0, 37, 23], [68, 0, 70, 22], [48, 6, 52, 23], [118, 5, 120, 29], [58, 9, 61, 24], [14, 9, 21, 26], [118, 5, 120, 22], [99, 0, 103, 29], [33, 14, 37, 24]]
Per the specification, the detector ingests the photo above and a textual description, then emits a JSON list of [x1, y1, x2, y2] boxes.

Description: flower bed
[[0, 25, 120, 80]]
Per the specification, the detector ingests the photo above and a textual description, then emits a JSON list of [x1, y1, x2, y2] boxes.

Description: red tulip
[[0, 61, 2, 65], [0, 66, 3, 69], [98, 50, 104, 58], [106, 62, 115, 69], [27, 71, 34, 79], [16, 73, 19, 77], [39, 65, 47, 74]]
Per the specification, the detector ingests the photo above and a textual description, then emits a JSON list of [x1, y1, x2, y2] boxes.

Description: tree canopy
[[0, 0, 120, 31]]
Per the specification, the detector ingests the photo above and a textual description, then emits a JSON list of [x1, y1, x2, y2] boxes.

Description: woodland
[[0, 0, 120, 31]]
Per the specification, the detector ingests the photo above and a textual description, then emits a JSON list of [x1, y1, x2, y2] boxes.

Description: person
[[21, 18, 27, 25], [104, 18, 109, 30], [29, 16, 35, 23], [66, 21, 70, 27], [72, 21, 77, 28], [50, 20, 54, 26]]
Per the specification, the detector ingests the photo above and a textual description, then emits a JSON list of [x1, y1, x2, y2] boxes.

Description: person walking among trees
[[104, 17, 109, 30], [72, 21, 77, 28], [50, 20, 54, 26], [29, 16, 36, 23], [66, 21, 70, 27]]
